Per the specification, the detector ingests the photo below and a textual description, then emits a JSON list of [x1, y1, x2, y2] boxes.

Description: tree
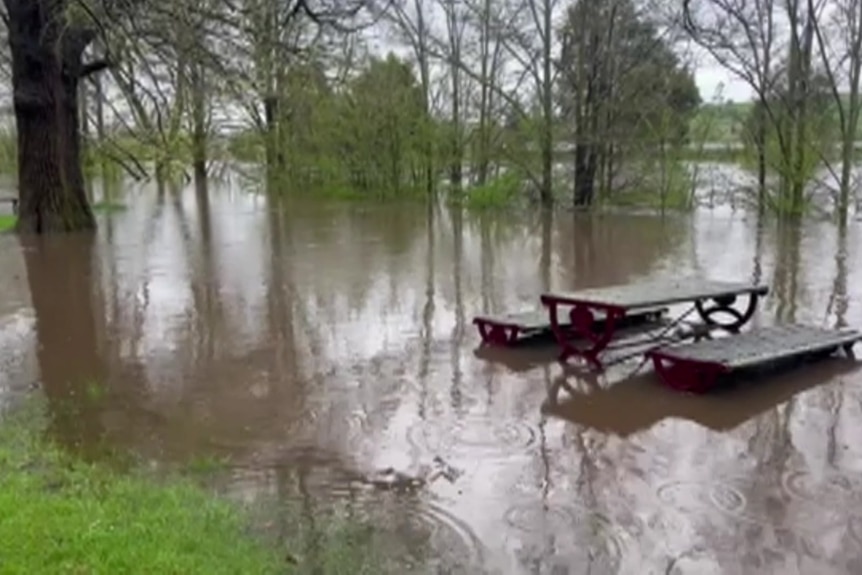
[[559, 0, 699, 207], [338, 53, 429, 195], [4, 0, 112, 233], [810, 0, 862, 222], [386, 0, 438, 195], [2, 0, 375, 234], [682, 0, 779, 211]]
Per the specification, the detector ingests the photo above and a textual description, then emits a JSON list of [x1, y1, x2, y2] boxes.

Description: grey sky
[[696, 63, 753, 103]]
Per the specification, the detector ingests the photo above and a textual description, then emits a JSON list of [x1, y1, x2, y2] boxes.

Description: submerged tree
[[4, 0, 111, 233], [559, 0, 699, 207], [2, 0, 375, 234]]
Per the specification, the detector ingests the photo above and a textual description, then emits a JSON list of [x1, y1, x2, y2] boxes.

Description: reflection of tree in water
[[290, 201, 426, 317], [266, 195, 302, 395], [183, 176, 221, 363], [771, 219, 802, 324], [418, 199, 435, 421], [748, 218, 800, 569], [479, 211, 494, 314], [825, 221, 848, 467], [827, 221, 849, 329], [259, 458, 459, 574], [449, 204, 465, 413], [557, 213, 689, 289], [22, 233, 108, 458], [752, 214, 765, 287]]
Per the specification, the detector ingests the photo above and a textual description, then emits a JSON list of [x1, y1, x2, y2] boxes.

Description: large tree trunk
[[7, 1, 96, 234]]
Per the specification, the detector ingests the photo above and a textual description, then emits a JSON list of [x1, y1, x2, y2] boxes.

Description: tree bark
[[191, 62, 208, 192], [7, 1, 96, 234]]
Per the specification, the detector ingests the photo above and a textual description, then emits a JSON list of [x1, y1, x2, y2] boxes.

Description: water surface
[[1, 180, 862, 574]]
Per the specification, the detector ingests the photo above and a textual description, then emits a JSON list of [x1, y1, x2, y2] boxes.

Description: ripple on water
[[781, 469, 862, 508], [405, 417, 537, 459], [309, 493, 484, 573], [503, 502, 627, 573], [657, 480, 748, 520], [849, 516, 862, 546], [397, 503, 485, 573], [225, 447, 484, 573], [656, 475, 851, 547]]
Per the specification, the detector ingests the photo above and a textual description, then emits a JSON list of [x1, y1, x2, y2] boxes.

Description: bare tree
[[464, 0, 507, 186], [810, 0, 862, 221], [683, 0, 779, 210], [386, 0, 438, 195], [440, 0, 467, 193]]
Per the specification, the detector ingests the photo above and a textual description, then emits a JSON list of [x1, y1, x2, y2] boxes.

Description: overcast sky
[[695, 62, 753, 103]]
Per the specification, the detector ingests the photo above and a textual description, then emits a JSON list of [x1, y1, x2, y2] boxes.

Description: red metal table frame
[[539, 279, 769, 370]]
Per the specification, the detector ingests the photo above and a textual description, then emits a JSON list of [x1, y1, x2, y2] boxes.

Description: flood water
[[2, 178, 862, 574]]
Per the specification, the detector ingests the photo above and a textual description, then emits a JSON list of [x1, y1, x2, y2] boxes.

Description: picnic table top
[[648, 324, 861, 370], [541, 278, 769, 311]]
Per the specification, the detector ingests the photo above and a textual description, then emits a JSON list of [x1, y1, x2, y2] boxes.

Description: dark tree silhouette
[[4, 0, 112, 233]]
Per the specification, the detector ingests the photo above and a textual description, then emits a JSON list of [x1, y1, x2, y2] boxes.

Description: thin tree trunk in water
[[264, 96, 279, 183], [450, 75, 462, 192], [838, 125, 855, 223], [93, 64, 107, 183], [574, 144, 598, 207], [191, 62, 208, 193], [604, 144, 615, 198], [444, 0, 463, 193], [538, 0, 553, 206], [791, 19, 814, 215], [755, 102, 767, 213], [8, 2, 96, 233]]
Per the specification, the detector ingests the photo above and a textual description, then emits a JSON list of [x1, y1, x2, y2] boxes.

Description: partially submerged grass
[[92, 200, 127, 213], [0, 214, 15, 232], [0, 201, 123, 233], [0, 398, 419, 574], [0, 404, 284, 574]]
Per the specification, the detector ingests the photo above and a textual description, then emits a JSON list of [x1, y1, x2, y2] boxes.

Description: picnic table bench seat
[[646, 324, 862, 393], [472, 305, 667, 346]]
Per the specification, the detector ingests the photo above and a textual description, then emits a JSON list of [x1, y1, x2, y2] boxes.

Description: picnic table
[[539, 278, 769, 370]]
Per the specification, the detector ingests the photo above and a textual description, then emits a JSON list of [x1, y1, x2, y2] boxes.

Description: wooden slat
[[542, 278, 768, 311], [650, 325, 862, 370]]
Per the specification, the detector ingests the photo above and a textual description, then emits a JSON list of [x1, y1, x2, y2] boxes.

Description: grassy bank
[[0, 405, 285, 574], [0, 202, 123, 234]]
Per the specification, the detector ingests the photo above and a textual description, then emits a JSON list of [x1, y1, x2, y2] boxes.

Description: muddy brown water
[[2, 182, 862, 574]]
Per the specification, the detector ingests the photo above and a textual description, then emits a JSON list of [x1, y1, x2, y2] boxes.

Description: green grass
[[0, 202, 123, 234], [0, 397, 424, 575], [454, 172, 524, 210], [0, 407, 285, 574], [92, 200, 127, 213], [0, 214, 16, 232]]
